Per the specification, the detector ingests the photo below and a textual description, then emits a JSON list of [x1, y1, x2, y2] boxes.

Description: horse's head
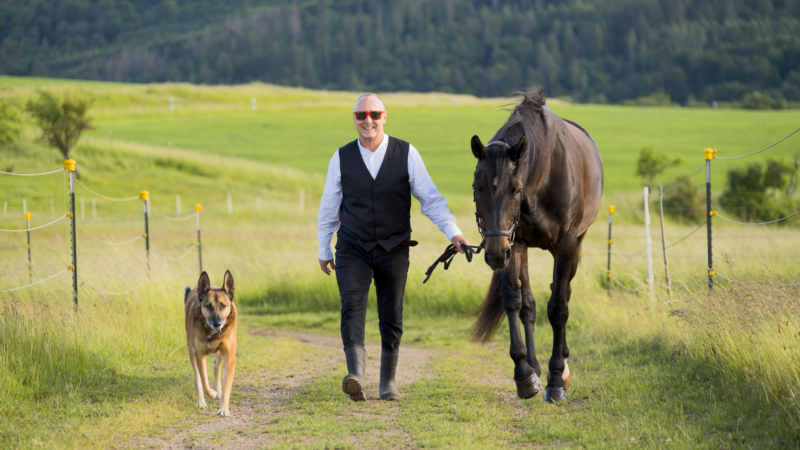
[[471, 135, 527, 270]]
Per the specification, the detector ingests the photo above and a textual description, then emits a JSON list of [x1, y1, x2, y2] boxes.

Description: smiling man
[[317, 93, 469, 402]]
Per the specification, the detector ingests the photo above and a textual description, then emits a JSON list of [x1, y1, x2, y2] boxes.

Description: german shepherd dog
[[184, 271, 237, 416]]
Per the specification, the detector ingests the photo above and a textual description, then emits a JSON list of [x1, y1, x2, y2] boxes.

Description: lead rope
[[422, 241, 485, 284]]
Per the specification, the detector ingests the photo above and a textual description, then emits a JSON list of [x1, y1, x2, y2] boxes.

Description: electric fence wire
[[0, 268, 70, 292], [715, 210, 800, 226], [662, 164, 706, 194], [77, 274, 145, 296], [583, 255, 643, 292], [74, 179, 140, 201], [0, 215, 67, 232], [716, 126, 800, 160], [152, 209, 198, 221], [613, 243, 647, 258], [160, 244, 196, 261], [76, 224, 143, 245], [665, 222, 706, 248], [0, 168, 64, 176]]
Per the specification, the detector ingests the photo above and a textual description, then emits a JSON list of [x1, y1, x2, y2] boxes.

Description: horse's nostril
[[504, 248, 511, 260]]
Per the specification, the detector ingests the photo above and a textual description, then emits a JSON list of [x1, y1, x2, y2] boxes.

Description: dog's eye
[[221, 304, 228, 309]]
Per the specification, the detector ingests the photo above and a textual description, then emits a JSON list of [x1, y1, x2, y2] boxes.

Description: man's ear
[[197, 271, 210, 299], [471, 135, 485, 159], [508, 136, 527, 163], [223, 270, 235, 301]]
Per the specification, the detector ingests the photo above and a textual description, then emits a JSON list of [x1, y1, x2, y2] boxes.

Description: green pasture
[[3, 76, 800, 200], [1, 78, 800, 448]]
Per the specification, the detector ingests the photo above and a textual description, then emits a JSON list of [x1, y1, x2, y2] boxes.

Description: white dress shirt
[[317, 134, 462, 261]]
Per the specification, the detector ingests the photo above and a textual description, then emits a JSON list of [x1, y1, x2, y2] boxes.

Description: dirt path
[[129, 328, 435, 449]]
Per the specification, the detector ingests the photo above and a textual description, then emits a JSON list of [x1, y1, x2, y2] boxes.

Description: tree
[[0, 98, 22, 146], [25, 90, 93, 160], [636, 145, 683, 189]]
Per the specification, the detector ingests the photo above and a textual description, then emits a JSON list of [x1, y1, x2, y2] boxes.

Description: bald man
[[317, 93, 469, 401]]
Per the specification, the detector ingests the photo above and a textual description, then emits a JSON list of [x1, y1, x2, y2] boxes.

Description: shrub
[[662, 176, 704, 223], [636, 145, 683, 190], [0, 99, 22, 146]]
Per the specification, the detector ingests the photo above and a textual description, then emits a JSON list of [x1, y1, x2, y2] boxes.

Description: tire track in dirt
[[127, 328, 435, 449]]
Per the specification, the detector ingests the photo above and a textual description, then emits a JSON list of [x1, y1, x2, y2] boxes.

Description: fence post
[[607, 205, 614, 295], [644, 186, 654, 303], [227, 193, 233, 215], [176, 194, 181, 216], [26, 212, 32, 284], [65, 159, 78, 309], [658, 184, 672, 298], [195, 204, 203, 275], [300, 189, 305, 212], [705, 148, 716, 289], [141, 190, 150, 271]]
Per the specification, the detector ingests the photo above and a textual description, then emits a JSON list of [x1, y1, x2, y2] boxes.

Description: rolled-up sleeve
[[317, 151, 342, 261], [407, 145, 462, 240]]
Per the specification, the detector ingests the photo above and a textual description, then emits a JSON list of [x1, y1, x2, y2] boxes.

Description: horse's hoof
[[544, 387, 567, 403], [516, 373, 543, 399]]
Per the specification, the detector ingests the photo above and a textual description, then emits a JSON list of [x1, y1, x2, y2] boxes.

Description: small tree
[[0, 99, 22, 146], [25, 90, 93, 160], [636, 145, 682, 189]]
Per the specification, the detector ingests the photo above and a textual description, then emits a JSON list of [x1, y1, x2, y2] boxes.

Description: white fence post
[[644, 186, 654, 303], [176, 195, 181, 216], [227, 193, 233, 215], [299, 189, 305, 212], [23, 198, 27, 215], [50, 198, 55, 218]]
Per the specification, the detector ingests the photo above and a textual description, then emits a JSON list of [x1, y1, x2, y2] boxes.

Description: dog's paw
[[216, 408, 230, 417], [197, 400, 208, 409]]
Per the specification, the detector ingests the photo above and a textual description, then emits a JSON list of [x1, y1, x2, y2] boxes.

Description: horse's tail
[[467, 271, 506, 344]]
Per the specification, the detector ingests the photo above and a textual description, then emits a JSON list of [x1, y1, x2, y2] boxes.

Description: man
[[317, 93, 469, 402]]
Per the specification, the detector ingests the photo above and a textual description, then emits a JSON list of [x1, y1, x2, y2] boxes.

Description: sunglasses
[[353, 111, 385, 121]]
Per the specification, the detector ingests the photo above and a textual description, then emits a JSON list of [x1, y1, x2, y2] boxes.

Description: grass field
[[1, 77, 800, 449]]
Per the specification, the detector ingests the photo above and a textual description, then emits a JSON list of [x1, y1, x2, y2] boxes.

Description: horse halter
[[474, 140, 524, 247]]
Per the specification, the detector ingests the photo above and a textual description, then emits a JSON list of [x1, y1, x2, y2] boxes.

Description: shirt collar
[[357, 133, 389, 155]]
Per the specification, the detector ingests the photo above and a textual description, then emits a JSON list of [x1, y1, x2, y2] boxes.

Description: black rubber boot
[[379, 350, 400, 401], [342, 347, 366, 402]]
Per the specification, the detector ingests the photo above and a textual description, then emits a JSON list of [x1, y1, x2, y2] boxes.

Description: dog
[[184, 270, 237, 416]]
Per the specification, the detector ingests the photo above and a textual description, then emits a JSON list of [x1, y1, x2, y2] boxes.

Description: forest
[[1, 0, 800, 103]]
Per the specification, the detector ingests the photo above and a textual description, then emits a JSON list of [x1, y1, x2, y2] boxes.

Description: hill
[[1, 0, 800, 104]]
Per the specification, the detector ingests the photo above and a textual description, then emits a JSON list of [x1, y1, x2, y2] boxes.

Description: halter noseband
[[474, 140, 523, 246]]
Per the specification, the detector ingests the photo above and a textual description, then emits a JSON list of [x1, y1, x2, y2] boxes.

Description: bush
[[0, 99, 22, 146], [719, 159, 799, 223], [740, 91, 787, 110], [662, 176, 704, 223], [621, 91, 678, 107]]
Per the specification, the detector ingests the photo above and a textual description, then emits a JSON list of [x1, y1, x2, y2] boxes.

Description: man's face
[[353, 96, 387, 141]]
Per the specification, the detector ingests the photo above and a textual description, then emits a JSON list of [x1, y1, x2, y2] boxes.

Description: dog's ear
[[222, 270, 235, 301], [197, 271, 210, 299]]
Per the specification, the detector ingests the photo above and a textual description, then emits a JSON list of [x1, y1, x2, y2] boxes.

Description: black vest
[[338, 137, 412, 252]]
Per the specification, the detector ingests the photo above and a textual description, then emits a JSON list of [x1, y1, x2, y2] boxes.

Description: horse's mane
[[486, 86, 550, 194]]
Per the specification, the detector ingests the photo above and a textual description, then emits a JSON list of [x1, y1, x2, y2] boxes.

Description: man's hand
[[319, 259, 336, 275], [450, 235, 470, 254]]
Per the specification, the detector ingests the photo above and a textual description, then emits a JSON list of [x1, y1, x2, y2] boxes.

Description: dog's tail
[[183, 285, 191, 303]]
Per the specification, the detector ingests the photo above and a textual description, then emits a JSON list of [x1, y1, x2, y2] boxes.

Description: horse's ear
[[197, 271, 210, 298], [471, 135, 485, 159], [509, 136, 527, 163]]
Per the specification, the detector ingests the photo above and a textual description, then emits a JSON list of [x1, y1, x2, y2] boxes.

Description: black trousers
[[335, 237, 409, 352]]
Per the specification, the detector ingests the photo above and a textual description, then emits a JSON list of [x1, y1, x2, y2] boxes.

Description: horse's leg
[[544, 233, 580, 403], [505, 244, 542, 399], [519, 250, 542, 378]]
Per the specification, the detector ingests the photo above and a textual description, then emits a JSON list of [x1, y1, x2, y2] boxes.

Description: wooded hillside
[[2, 0, 799, 103]]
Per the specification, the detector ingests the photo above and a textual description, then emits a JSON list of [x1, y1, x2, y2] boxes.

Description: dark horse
[[469, 87, 603, 402]]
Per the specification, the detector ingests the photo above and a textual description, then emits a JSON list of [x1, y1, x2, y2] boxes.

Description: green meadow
[[1, 77, 799, 448]]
